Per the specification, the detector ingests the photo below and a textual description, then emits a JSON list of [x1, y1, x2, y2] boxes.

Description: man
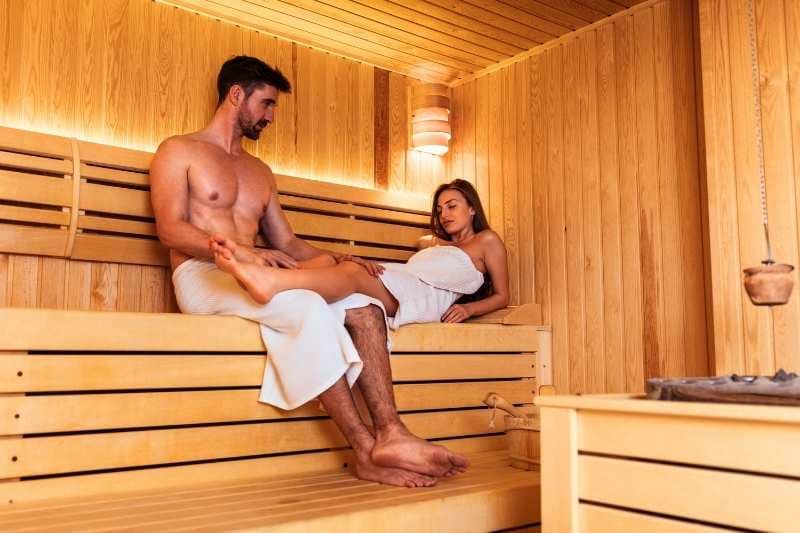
[[150, 56, 468, 488]]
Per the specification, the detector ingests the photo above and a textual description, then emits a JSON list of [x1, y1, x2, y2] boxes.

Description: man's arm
[[150, 138, 214, 260], [259, 175, 336, 262]]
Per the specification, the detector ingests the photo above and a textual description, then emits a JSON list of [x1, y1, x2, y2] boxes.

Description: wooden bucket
[[504, 414, 540, 470], [483, 392, 541, 471]]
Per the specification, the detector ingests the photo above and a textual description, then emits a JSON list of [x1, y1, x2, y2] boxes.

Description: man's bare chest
[[187, 156, 268, 214]]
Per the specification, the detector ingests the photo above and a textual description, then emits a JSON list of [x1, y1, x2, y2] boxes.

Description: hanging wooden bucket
[[504, 414, 540, 470], [743, 263, 795, 305]]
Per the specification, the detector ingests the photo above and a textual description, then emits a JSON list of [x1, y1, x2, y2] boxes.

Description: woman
[[212, 179, 509, 325]]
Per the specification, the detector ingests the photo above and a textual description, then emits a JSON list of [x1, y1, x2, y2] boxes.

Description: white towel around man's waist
[[172, 258, 382, 410]]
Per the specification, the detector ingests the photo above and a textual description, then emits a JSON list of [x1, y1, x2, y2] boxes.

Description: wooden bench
[[0, 125, 548, 531]]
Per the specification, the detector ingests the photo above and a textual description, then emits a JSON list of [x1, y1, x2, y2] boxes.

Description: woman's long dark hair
[[429, 179, 494, 303]]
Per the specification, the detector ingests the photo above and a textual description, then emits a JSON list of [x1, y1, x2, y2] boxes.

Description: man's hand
[[252, 248, 299, 269], [441, 303, 473, 323], [338, 255, 385, 277]]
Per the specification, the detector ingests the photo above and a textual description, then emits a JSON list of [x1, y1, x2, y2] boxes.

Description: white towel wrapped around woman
[[376, 245, 484, 329]]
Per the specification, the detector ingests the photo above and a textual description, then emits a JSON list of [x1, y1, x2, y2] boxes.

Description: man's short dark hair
[[217, 55, 292, 107]]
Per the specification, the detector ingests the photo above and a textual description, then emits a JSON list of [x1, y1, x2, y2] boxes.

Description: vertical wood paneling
[[38, 258, 67, 309], [563, 38, 588, 393], [450, 0, 707, 393], [516, 59, 534, 306], [653, 1, 686, 379], [698, 0, 800, 376], [9, 256, 39, 308], [615, 13, 646, 391], [544, 47, 570, 395], [580, 32, 605, 393], [596, 23, 626, 393], [531, 55, 551, 321], [502, 66, 520, 305]]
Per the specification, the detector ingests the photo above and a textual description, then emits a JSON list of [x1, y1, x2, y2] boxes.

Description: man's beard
[[239, 112, 268, 141]]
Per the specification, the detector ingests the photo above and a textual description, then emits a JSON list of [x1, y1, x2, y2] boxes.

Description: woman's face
[[436, 189, 475, 236]]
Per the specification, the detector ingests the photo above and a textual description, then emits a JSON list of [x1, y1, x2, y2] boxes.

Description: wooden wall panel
[[450, 0, 708, 393], [0, 0, 446, 314], [698, 0, 800, 376]]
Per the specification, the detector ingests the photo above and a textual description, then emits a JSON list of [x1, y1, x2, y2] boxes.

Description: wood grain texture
[[448, 0, 708, 393], [697, 0, 800, 376]]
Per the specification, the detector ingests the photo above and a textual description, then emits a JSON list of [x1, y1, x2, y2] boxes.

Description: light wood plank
[[0, 205, 70, 227], [70, 234, 168, 266], [0, 410, 514, 478], [0, 354, 535, 392], [285, 211, 426, 247], [580, 503, 730, 532], [540, 407, 578, 532], [0, 224, 68, 258], [0, 380, 534, 434], [0, 150, 72, 175], [0, 126, 73, 159], [78, 215, 157, 237], [0, 170, 72, 207], [614, 13, 646, 392], [0, 436, 505, 508], [580, 454, 800, 532], [79, 181, 153, 217], [79, 163, 149, 186], [278, 194, 428, 226]]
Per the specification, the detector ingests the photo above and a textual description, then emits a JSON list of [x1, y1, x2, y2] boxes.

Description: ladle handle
[[483, 392, 527, 418]]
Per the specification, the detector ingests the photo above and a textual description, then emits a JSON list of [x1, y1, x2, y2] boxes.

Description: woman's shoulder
[[475, 229, 504, 246]]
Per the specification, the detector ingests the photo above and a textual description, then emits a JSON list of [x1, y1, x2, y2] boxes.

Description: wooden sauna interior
[[1, 0, 799, 393]]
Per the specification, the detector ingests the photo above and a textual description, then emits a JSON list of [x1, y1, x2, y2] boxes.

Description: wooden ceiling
[[158, 0, 646, 85]]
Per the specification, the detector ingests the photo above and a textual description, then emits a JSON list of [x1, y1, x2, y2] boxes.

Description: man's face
[[238, 84, 279, 141]]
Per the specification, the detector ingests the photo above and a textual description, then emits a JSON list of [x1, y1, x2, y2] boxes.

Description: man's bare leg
[[317, 375, 437, 488], [344, 305, 470, 478]]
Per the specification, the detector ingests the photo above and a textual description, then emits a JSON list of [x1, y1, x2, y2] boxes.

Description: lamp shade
[[411, 83, 450, 156]]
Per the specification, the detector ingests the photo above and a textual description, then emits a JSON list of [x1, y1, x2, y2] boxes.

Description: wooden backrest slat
[[0, 205, 70, 227], [77, 215, 157, 237], [0, 126, 73, 159], [70, 233, 169, 266], [79, 182, 153, 218], [80, 163, 149, 186], [0, 223, 69, 257], [77, 140, 152, 172], [0, 170, 73, 207], [285, 210, 425, 248], [274, 174, 429, 214], [278, 194, 429, 226], [0, 151, 73, 175]]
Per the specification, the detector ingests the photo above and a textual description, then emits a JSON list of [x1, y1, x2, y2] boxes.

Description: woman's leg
[[212, 239, 398, 313]]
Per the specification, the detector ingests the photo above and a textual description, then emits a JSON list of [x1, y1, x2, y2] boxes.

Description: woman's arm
[[441, 231, 510, 322]]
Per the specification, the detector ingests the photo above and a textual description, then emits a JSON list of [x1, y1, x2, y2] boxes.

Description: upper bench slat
[[0, 309, 538, 353]]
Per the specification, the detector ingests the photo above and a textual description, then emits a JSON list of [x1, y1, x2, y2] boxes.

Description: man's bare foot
[[371, 425, 470, 478], [210, 237, 279, 305], [354, 455, 437, 488]]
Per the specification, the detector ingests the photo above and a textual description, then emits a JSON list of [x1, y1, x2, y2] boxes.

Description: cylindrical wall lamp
[[411, 83, 451, 156]]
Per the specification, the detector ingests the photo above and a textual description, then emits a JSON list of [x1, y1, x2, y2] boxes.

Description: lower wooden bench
[[0, 308, 546, 531]]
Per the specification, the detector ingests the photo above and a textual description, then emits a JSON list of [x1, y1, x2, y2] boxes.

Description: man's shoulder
[[155, 134, 197, 156]]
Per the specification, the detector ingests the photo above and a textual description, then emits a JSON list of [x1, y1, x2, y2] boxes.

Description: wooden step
[[0, 451, 540, 532]]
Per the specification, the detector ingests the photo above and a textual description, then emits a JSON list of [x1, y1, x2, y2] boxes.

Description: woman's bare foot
[[354, 454, 437, 488], [371, 425, 470, 478], [210, 237, 280, 305]]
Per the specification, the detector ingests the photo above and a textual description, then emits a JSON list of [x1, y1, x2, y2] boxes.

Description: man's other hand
[[339, 255, 385, 277], [253, 248, 299, 269]]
